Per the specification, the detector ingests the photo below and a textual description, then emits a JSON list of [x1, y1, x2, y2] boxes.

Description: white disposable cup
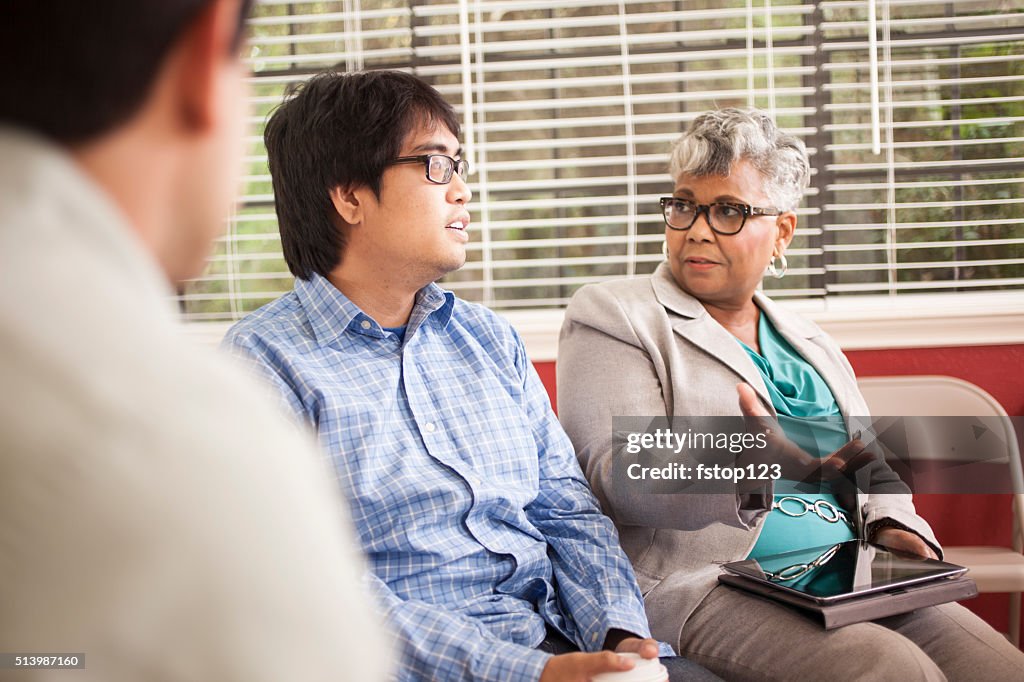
[[590, 653, 669, 682]]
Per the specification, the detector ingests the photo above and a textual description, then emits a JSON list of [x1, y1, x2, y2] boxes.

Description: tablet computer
[[721, 540, 968, 605]]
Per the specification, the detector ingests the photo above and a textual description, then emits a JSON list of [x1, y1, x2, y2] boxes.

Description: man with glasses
[[223, 70, 717, 682]]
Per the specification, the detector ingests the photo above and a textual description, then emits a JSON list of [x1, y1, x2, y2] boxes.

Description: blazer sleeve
[[557, 284, 756, 531]]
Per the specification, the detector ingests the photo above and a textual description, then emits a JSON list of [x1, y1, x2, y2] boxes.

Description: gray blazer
[[557, 262, 940, 647]]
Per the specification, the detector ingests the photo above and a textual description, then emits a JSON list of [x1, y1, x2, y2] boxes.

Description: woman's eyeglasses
[[660, 197, 781, 235]]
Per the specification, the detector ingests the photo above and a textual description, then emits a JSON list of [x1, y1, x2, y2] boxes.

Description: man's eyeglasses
[[389, 154, 469, 185], [660, 197, 781, 235]]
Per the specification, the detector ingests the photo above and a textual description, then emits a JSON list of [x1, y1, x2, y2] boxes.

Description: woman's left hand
[[872, 527, 939, 560]]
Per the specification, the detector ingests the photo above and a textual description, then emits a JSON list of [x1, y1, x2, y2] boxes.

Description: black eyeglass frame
[[388, 154, 470, 185], [659, 196, 782, 235]]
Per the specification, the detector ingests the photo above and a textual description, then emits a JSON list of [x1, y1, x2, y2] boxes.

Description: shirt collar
[[0, 126, 176, 312], [412, 282, 456, 329], [295, 273, 455, 347]]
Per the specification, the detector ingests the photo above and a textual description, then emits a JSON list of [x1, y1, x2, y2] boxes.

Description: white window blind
[[820, 0, 1024, 295], [178, 0, 1024, 321]]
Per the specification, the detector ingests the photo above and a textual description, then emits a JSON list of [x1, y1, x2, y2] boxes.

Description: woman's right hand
[[736, 383, 876, 484]]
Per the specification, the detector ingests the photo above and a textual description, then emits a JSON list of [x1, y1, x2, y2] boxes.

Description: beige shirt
[[0, 129, 389, 681]]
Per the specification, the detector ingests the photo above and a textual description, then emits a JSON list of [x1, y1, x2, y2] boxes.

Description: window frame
[[181, 0, 1024, 350]]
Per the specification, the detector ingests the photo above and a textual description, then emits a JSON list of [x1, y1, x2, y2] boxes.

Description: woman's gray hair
[[668, 108, 810, 211]]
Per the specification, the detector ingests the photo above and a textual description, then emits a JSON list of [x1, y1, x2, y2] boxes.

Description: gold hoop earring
[[767, 253, 788, 279]]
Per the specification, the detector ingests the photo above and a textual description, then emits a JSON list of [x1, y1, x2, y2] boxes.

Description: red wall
[[536, 343, 1024, 641], [846, 344, 1024, 417]]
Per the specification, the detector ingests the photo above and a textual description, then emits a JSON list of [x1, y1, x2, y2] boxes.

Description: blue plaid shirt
[[222, 273, 662, 681]]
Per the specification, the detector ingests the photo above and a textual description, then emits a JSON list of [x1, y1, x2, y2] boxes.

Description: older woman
[[557, 108, 1024, 680]]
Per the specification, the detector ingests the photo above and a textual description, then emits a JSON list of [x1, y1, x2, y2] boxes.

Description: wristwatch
[[867, 517, 914, 543]]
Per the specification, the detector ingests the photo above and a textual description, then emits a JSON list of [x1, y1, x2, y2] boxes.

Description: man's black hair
[[0, 1, 253, 144], [263, 70, 462, 280]]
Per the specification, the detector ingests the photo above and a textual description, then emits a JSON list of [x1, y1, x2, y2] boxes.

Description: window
[[178, 0, 1024, 323]]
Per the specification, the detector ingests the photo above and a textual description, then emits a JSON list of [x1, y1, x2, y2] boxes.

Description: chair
[[857, 375, 1024, 647]]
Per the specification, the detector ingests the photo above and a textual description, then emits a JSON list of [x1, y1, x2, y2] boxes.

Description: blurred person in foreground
[[222, 69, 718, 682], [557, 108, 1024, 681], [0, 2, 386, 680]]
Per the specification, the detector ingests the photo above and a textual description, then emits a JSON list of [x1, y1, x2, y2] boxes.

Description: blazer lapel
[[652, 264, 774, 413]]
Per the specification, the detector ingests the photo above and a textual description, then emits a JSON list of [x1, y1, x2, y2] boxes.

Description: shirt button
[[591, 633, 600, 644], [424, 422, 436, 433], [360, 320, 371, 330]]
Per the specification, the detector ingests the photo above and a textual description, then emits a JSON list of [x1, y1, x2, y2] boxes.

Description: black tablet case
[[717, 573, 978, 629]]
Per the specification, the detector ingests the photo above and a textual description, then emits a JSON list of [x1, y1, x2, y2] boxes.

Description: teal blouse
[[740, 311, 857, 561]]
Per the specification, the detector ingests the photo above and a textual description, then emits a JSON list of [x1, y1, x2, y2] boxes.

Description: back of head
[[669, 108, 810, 211], [263, 70, 461, 280], [0, 1, 251, 145]]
